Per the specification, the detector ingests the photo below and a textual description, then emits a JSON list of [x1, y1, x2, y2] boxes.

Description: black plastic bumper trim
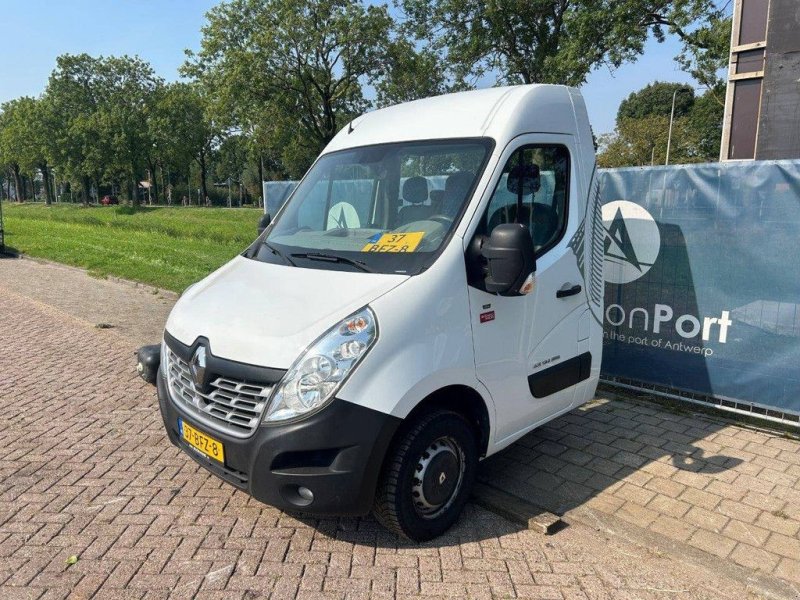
[[157, 371, 401, 516]]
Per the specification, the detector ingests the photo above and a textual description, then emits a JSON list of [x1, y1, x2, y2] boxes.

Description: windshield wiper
[[290, 252, 374, 273], [262, 241, 296, 266]]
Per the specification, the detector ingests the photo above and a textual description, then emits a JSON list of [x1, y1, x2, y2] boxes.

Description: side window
[[482, 145, 570, 255]]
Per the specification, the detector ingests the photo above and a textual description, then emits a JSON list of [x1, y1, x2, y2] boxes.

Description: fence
[[598, 160, 800, 424], [260, 159, 800, 424]]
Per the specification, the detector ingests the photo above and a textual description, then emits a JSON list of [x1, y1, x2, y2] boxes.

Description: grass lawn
[[2, 203, 263, 292]]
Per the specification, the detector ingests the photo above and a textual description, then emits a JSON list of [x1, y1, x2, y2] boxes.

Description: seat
[[397, 176, 433, 224], [440, 171, 475, 217], [429, 189, 444, 210]]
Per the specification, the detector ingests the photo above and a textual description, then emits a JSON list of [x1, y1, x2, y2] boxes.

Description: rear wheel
[[373, 410, 478, 541]]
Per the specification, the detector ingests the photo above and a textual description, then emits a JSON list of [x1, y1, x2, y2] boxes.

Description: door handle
[[556, 283, 582, 299]]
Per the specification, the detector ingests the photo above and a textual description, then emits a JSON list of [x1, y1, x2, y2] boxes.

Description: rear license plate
[[179, 419, 225, 464]]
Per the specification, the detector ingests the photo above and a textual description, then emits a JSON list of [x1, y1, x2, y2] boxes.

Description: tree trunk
[[131, 168, 139, 206], [160, 165, 167, 206], [199, 150, 209, 207], [41, 164, 53, 206], [81, 177, 91, 207], [147, 160, 159, 205], [11, 164, 22, 202]]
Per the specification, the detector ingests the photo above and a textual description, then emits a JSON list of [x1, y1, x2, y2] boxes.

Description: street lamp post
[[665, 90, 678, 166]]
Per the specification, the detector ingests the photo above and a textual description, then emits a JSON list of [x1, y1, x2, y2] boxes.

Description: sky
[[0, 0, 699, 136]]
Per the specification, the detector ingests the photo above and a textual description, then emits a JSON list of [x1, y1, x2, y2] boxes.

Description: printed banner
[[598, 160, 800, 416]]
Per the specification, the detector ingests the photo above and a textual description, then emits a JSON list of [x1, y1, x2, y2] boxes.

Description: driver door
[[467, 135, 587, 446]]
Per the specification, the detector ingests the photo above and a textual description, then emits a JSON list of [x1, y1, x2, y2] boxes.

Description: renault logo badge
[[190, 346, 207, 388]]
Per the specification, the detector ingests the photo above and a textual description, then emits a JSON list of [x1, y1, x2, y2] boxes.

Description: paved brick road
[[1, 256, 799, 599], [480, 395, 800, 586]]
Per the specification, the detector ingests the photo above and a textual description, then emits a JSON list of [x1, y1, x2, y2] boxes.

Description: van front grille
[[165, 347, 273, 437]]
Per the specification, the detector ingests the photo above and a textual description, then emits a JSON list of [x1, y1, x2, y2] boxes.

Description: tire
[[373, 410, 478, 541]]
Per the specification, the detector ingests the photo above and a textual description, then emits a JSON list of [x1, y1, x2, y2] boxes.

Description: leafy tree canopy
[[185, 0, 396, 177], [675, 12, 731, 100], [617, 81, 695, 121], [45, 53, 163, 203], [599, 85, 723, 167], [397, 0, 725, 87]]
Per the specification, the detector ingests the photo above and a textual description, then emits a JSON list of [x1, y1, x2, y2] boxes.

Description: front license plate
[[180, 419, 225, 464]]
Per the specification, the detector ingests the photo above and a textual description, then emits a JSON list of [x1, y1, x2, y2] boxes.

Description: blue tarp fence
[[598, 160, 800, 421], [261, 159, 800, 421]]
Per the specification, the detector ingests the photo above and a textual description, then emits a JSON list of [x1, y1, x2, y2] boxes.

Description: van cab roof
[[324, 84, 588, 154]]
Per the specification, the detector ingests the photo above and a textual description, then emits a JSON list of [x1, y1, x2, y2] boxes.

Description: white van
[[153, 84, 604, 541]]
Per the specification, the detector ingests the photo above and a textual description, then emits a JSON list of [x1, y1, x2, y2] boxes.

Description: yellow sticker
[[361, 232, 425, 253]]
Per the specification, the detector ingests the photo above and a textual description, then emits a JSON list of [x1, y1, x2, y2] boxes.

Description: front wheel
[[373, 410, 478, 541]]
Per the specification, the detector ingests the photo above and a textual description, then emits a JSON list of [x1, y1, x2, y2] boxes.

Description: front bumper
[[157, 370, 401, 515]]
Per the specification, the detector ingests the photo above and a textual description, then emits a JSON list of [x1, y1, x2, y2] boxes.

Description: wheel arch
[[402, 384, 492, 458]]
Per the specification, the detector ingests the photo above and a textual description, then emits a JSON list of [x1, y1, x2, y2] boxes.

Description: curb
[[6, 253, 180, 300]]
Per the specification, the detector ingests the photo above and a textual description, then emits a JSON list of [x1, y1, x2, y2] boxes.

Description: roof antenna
[[347, 121, 354, 134]]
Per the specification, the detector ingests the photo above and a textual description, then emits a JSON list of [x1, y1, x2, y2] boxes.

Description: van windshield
[[254, 138, 493, 275]]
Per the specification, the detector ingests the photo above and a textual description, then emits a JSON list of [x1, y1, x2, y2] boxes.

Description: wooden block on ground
[[472, 482, 562, 534]]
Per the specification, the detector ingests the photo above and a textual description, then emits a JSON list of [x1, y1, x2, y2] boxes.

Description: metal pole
[[260, 154, 265, 208], [665, 90, 677, 166]]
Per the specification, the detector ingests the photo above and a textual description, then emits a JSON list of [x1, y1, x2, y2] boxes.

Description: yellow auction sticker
[[362, 232, 425, 253]]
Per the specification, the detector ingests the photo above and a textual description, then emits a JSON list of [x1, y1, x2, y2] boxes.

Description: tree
[[618, 82, 695, 121], [675, 13, 732, 105], [686, 87, 724, 158], [45, 54, 162, 205], [215, 134, 250, 206], [598, 87, 723, 167], [149, 82, 218, 204], [373, 41, 450, 107], [0, 105, 25, 200], [95, 56, 162, 205], [0, 98, 56, 204], [398, 0, 724, 87], [185, 0, 394, 176], [46, 54, 105, 204]]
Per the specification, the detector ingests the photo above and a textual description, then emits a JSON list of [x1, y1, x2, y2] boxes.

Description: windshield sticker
[[362, 232, 425, 253]]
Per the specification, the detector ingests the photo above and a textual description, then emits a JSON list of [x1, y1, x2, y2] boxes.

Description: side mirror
[[257, 212, 271, 235], [480, 223, 536, 295]]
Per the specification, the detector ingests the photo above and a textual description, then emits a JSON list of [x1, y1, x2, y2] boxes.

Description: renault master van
[[149, 84, 605, 541]]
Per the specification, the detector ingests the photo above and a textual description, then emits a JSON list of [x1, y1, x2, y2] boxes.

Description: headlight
[[263, 307, 378, 423]]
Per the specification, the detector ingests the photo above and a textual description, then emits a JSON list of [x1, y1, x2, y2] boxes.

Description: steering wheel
[[427, 214, 453, 227]]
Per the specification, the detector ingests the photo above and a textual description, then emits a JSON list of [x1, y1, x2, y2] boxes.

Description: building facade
[[720, 0, 800, 160]]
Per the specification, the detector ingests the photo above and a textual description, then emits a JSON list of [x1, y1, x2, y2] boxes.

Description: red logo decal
[[480, 311, 495, 323]]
